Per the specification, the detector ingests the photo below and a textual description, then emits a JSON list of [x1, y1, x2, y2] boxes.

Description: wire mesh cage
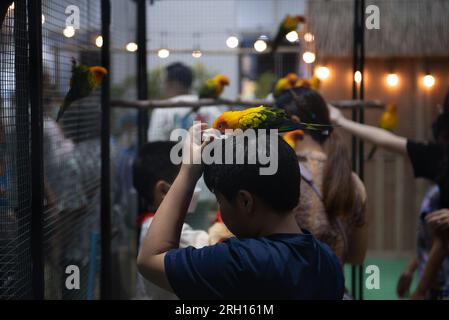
[[40, 0, 102, 299], [0, 0, 32, 300]]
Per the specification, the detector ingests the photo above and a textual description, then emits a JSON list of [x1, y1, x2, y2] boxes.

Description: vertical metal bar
[[358, 0, 365, 301], [352, 0, 365, 300], [14, 0, 32, 299], [136, 0, 149, 232], [137, 0, 149, 148], [100, 0, 112, 300], [28, 0, 45, 300]]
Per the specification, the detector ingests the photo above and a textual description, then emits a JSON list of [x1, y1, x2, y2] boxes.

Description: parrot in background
[[367, 103, 398, 160], [282, 129, 304, 149], [271, 15, 306, 54], [212, 105, 334, 135], [273, 73, 320, 97], [56, 58, 108, 122], [273, 73, 299, 97], [295, 75, 320, 90], [198, 74, 230, 99]]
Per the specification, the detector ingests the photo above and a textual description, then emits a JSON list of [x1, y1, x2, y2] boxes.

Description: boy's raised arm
[[137, 123, 210, 292]]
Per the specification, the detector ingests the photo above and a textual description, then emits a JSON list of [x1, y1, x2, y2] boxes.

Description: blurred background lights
[[386, 73, 399, 87], [192, 50, 202, 58], [423, 74, 435, 88], [95, 35, 103, 48], [125, 42, 138, 52], [63, 26, 75, 38], [226, 36, 239, 48], [254, 39, 267, 52], [354, 71, 362, 83], [315, 66, 330, 80], [158, 48, 170, 58], [285, 31, 299, 43], [304, 32, 314, 42], [302, 51, 316, 64]]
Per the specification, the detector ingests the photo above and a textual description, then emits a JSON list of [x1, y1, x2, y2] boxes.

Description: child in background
[[132, 141, 209, 300], [397, 185, 449, 299], [137, 124, 344, 299]]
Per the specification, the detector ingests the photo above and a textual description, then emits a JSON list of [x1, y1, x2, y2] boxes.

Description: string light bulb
[[125, 42, 138, 52], [158, 48, 170, 59], [423, 74, 435, 88], [254, 38, 268, 52], [95, 36, 103, 48], [63, 26, 76, 38], [304, 32, 314, 42], [192, 50, 202, 58], [386, 73, 399, 87], [354, 71, 362, 84], [285, 31, 299, 43], [226, 35, 239, 48], [302, 51, 316, 64], [315, 66, 330, 80]]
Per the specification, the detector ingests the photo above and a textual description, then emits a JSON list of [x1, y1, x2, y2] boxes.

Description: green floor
[[344, 256, 417, 300]]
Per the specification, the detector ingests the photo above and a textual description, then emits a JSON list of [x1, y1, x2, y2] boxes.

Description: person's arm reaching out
[[328, 104, 407, 155], [137, 122, 212, 292]]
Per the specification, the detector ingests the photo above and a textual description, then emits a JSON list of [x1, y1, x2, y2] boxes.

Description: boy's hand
[[426, 209, 449, 234], [396, 271, 413, 298], [181, 122, 214, 181]]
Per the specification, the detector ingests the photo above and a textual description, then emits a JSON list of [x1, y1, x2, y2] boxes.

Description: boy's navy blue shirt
[[164, 230, 344, 299]]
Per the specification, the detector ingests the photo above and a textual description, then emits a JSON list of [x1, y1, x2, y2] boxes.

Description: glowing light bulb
[[315, 66, 330, 80], [42, 14, 45, 24], [192, 50, 202, 58], [423, 74, 435, 88], [125, 42, 138, 52], [285, 31, 299, 43], [304, 32, 314, 42], [386, 73, 399, 87], [226, 36, 239, 48], [354, 71, 362, 84], [254, 39, 267, 52], [95, 36, 103, 48], [63, 26, 76, 38], [158, 48, 170, 58], [302, 51, 316, 64]]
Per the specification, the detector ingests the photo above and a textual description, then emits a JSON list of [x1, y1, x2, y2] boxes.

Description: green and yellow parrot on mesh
[[212, 105, 334, 135], [56, 58, 108, 122], [198, 74, 230, 99], [271, 15, 306, 53]]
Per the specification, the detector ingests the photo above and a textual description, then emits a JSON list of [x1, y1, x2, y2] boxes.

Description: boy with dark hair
[[137, 124, 344, 299], [133, 141, 208, 300]]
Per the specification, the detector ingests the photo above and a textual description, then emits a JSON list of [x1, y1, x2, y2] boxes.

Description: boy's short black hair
[[203, 133, 300, 213], [165, 62, 193, 90], [133, 141, 180, 206]]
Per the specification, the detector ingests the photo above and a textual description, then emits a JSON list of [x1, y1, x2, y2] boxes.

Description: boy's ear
[[154, 180, 171, 199], [236, 190, 254, 214]]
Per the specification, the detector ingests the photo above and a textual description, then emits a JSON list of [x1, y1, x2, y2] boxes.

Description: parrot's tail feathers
[[279, 121, 336, 136], [367, 145, 377, 161]]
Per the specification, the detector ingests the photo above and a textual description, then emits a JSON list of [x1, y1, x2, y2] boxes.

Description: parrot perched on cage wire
[[270, 15, 306, 53], [198, 74, 230, 99], [56, 58, 108, 122], [367, 103, 398, 160], [211, 105, 334, 136], [273, 73, 299, 97]]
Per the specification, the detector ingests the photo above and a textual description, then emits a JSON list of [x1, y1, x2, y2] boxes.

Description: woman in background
[[275, 87, 368, 267]]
